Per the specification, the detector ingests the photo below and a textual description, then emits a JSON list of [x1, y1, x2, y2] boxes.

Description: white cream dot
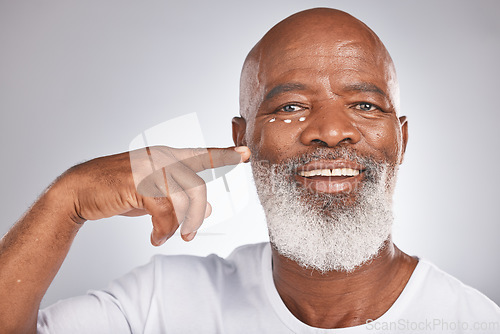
[[299, 117, 306, 122], [283, 119, 292, 123], [269, 118, 276, 123]]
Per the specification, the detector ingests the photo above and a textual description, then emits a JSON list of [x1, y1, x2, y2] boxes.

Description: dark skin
[[0, 147, 250, 332], [233, 8, 418, 328]]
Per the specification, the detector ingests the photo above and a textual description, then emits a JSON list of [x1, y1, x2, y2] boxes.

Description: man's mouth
[[298, 168, 360, 177], [294, 160, 365, 194]]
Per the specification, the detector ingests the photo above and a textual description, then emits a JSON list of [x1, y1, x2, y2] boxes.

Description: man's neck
[[271, 240, 418, 329]]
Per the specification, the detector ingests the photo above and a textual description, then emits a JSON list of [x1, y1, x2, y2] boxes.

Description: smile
[[298, 168, 360, 177], [294, 160, 365, 194]]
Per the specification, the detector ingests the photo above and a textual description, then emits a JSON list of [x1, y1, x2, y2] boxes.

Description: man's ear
[[232, 116, 247, 146], [399, 116, 408, 164]]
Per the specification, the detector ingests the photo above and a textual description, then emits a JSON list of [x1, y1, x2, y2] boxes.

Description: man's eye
[[355, 103, 378, 112], [280, 105, 303, 112]]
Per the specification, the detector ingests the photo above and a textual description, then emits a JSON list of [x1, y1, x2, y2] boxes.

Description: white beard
[[250, 147, 397, 273]]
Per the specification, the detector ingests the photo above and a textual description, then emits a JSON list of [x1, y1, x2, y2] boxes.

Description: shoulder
[[404, 258, 500, 322], [417, 259, 496, 303], [101, 242, 268, 297], [144, 242, 269, 287], [96, 243, 270, 329]]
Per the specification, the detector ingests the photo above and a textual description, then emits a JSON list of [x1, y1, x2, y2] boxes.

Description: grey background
[[1, 0, 499, 308]]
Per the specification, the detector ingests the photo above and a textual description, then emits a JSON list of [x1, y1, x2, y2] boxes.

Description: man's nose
[[299, 103, 361, 147]]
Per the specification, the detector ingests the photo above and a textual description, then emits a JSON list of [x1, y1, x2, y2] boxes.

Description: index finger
[[169, 146, 251, 173]]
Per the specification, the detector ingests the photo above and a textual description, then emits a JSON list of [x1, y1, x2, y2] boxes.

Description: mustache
[[251, 146, 385, 180], [291, 147, 376, 166]]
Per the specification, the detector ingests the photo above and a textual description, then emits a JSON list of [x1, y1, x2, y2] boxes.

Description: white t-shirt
[[38, 242, 500, 333]]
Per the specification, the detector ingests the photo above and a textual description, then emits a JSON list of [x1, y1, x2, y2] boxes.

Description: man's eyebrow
[[264, 83, 307, 101], [343, 82, 387, 98]]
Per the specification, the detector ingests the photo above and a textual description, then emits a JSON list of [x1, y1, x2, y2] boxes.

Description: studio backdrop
[[1, 0, 499, 307]]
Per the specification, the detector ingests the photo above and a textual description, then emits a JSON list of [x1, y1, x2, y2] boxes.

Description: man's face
[[243, 36, 406, 197], [234, 9, 408, 272]]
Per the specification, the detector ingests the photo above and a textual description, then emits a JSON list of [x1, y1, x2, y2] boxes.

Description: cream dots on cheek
[[268, 116, 307, 123]]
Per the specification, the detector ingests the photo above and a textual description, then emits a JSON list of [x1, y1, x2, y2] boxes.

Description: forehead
[[257, 39, 393, 96]]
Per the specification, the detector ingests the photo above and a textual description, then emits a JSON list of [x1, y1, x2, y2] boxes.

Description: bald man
[[1, 8, 499, 334]]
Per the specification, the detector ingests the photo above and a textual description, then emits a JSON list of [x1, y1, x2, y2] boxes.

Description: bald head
[[239, 8, 399, 120]]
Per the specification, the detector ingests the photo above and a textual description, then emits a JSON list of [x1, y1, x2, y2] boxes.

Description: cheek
[[362, 119, 402, 162], [250, 115, 307, 161]]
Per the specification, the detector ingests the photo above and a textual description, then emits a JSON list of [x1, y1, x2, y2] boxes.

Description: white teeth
[[298, 168, 360, 177]]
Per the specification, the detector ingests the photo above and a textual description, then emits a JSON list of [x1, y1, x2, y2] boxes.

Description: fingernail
[[234, 146, 250, 162], [151, 235, 166, 247], [234, 146, 246, 153], [182, 231, 197, 242]]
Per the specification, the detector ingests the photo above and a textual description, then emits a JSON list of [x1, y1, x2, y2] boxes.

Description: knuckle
[[171, 195, 188, 214], [184, 179, 207, 199], [191, 147, 207, 157], [150, 146, 176, 168], [191, 174, 207, 188], [153, 196, 174, 210]]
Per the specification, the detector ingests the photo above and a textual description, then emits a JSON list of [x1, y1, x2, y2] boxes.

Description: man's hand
[[0, 145, 250, 333], [60, 146, 251, 244]]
